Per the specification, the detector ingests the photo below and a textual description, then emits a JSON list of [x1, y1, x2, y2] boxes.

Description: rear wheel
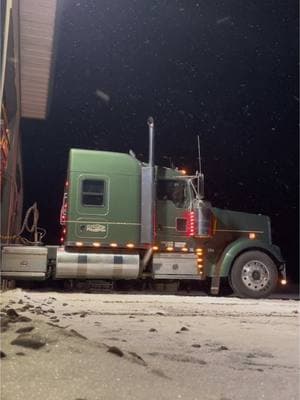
[[230, 251, 278, 298]]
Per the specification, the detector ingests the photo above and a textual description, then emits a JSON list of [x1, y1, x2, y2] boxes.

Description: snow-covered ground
[[1, 289, 299, 400]]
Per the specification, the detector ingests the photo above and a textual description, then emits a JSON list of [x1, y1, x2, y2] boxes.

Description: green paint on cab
[[66, 149, 141, 245]]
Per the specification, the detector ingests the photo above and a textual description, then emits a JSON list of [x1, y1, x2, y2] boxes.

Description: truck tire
[[230, 251, 278, 298]]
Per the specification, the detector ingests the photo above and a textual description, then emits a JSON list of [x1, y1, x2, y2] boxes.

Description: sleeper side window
[[82, 179, 105, 206]]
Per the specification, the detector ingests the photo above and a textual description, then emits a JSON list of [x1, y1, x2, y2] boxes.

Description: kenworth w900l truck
[[1, 118, 287, 298]]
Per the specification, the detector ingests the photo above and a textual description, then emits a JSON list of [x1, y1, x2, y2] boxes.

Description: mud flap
[[210, 261, 222, 295], [210, 275, 220, 295]]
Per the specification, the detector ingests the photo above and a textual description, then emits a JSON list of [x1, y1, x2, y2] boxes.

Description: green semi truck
[[1, 118, 287, 298]]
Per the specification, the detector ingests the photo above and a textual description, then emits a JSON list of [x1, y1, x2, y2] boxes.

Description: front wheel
[[229, 251, 278, 298]]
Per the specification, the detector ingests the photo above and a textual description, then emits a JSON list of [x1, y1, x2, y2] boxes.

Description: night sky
[[21, 1, 299, 282]]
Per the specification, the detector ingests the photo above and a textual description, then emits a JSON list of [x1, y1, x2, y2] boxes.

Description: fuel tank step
[[63, 279, 115, 292]]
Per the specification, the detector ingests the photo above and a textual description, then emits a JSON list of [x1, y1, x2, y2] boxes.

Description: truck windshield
[[157, 179, 187, 208]]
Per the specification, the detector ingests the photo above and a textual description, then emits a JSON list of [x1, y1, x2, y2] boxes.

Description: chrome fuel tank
[[55, 249, 140, 279]]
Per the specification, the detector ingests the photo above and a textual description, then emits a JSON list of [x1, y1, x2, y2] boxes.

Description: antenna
[[196, 135, 204, 198], [197, 135, 202, 175]]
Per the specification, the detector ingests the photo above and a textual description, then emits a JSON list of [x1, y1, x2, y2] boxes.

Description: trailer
[[0, 118, 287, 298]]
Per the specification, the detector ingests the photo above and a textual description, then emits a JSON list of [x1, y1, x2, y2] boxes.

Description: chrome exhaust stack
[[140, 117, 155, 245]]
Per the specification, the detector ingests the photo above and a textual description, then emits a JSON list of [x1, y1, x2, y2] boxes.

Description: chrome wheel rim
[[241, 260, 270, 291]]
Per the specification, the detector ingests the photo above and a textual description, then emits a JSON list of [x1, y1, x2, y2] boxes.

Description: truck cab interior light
[[76, 242, 83, 246], [153, 246, 159, 251], [110, 243, 118, 248], [249, 233, 256, 239], [166, 247, 173, 251], [281, 279, 287, 285], [126, 243, 134, 248], [93, 242, 101, 247]]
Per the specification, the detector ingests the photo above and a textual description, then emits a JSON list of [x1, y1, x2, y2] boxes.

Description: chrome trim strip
[[215, 229, 264, 233], [67, 220, 141, 226]]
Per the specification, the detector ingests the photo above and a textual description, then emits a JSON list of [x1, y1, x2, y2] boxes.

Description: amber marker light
[[166, 247, 174, 251], [180, 169, 187, 175], [110, 243, 118, 247], [181, 247, 188, 252], [126, 243, 134, 248], [152, 246, 159, 251], [281, 279, 287, 285], [76, 242, 83, 246], [93, 242, 101, 247], [249, 232, 256, 240]]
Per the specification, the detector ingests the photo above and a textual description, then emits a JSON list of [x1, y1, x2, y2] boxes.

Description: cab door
[[156, 179, 190, 248]]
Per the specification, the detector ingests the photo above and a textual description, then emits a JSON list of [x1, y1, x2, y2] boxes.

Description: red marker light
[[184, 211, 196, 237]]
